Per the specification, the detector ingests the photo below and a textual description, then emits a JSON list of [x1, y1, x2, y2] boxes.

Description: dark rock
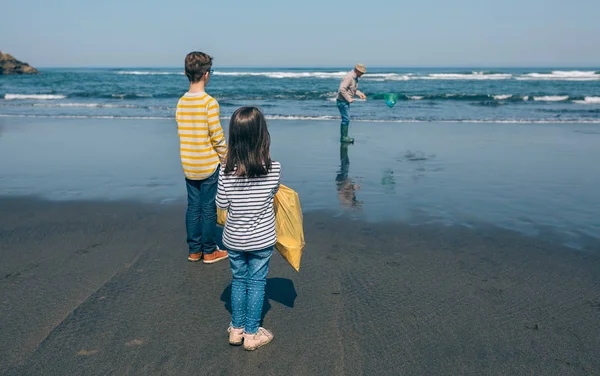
[[0, 51, 39, 75]]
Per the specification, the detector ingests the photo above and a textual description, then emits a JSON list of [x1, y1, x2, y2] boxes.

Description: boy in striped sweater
[[176, 51, 228, 264]]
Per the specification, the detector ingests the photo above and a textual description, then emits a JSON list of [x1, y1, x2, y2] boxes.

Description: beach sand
[[1, 197, 599, 375], [1, 116, 599, 375]]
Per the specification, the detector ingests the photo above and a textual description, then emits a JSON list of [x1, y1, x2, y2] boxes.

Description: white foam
[[31, 103, 138, 108], [116, 71, 182, 75], [409, 96, 424, 100], [2, 113, 600, 124], [264, 115, 338, 121], [443, 119, 600, 124], [518, 71, 600, 81], [363, 73, 412, 81], [523, 96, 530, 101], [0, 114, 167, 120], [533, 96, 569, 102], [493, 95, 513, 100], [422, 72, 512, 80], [257, 116, 600, 124], [573, 96, 600, 104], [113, 69, 600, 82], [214, 71, 347, 79], [212, 71, 414, 80], [4, 94, 66, 100]]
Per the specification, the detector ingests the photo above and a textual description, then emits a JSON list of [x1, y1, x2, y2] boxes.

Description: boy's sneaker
[[228, 326, 244, 346], [187, 253, 202, 262], [203, 248, 228, 264], [243, 328, 274, 351]]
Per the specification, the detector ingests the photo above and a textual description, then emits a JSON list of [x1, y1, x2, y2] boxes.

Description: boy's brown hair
[[184, 51, 212, 83]]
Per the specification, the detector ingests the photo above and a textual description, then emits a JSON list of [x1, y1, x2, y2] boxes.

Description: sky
[[1, 0, 599, 67]]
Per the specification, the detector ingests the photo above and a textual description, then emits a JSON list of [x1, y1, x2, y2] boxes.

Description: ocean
[[1, 67, 600, 122], [1, 67, 599, 248]]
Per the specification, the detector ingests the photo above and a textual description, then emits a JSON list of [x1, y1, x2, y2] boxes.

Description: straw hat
[[355, 64, 367, 73]]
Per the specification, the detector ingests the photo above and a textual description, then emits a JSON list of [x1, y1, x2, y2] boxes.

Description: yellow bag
[[273, 185, 305, 271], [217, 206, 227, 227], [216, 184, 304, 272]]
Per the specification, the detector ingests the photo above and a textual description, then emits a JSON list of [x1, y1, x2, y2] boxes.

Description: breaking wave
[[213, 71, 347, 79], [573, 96, 600, 104], [422, 72, 513, 80], [111, 69, 600, 81], [4, 94, 67, 100], [30, 103, 140, 108], [3, 113, 600, 124], [517, 71, 600, 81], [116, 71, 183, 75], [533, 96, 570, 102]]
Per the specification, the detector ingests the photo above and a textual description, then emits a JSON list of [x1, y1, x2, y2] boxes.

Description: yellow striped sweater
[[176, 92, 227, 180]]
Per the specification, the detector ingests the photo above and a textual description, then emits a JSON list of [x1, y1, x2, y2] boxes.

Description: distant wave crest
[[4, 94, 66, 100], [32, 103, 139, 108], [533, 96, 570, 102], [264, 115, 338, 120], [116, 71, 183, 75], [112, 70, 600, 81], [518, 71, 600, 81], [3, 113, 600, 124], [214, 71, 347, 79], [423, 72, 513, 80], [214, 71, 511, 81], [573, 96, 600, 104]]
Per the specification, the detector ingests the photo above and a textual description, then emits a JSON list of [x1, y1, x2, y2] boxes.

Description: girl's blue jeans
[[228, 247, 273, 334]]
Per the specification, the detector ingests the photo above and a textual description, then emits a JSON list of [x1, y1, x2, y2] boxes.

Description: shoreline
[[3, 113, 600, 124]]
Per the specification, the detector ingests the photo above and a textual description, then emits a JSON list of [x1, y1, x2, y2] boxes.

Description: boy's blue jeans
[[228, 247, 273, 334], [185, 167, 218, 255]]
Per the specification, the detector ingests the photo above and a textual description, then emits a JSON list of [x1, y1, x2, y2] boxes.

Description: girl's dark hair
[[224, 107, 272, 178]]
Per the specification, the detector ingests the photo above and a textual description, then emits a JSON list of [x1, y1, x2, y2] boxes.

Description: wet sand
[[1, 198, 599, 375], [1, 116, 599, 247]]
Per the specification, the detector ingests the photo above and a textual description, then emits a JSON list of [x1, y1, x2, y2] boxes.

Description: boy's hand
[[358, 92, 367, 100]]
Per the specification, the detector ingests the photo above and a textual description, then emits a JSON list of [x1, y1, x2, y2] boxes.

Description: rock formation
[[0, 51, 39, 75]]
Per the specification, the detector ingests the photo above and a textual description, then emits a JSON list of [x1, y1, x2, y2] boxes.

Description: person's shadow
[[220, 277, 297, 324]]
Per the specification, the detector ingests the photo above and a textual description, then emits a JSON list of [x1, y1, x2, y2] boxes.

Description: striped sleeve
[[274, 167, 281, 195], [207, 98, 227, 161], [216, 167, 229, 210]]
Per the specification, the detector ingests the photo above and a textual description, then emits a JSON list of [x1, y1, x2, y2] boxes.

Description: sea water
[[1, 67, 600, 122]]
